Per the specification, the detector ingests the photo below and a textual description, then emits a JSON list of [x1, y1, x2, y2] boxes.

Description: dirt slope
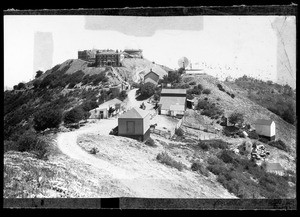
[[55, 119, 236, 198]]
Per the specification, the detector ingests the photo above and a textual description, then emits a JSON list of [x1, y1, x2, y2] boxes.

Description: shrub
[[16, 133, 49, 160], [202, 89, 211, 94], [231, 93, 235, 98], [33, 109, 62, 131], [195, 100, 210, 110], [156, 152, 185, 171], [198, 141, 210, 151], [63, 107, 84, 124], [33, 79, 42, 89], [268, 139, 289, 152], [17, 82, 26, 90], [228, 112, 244, 126], [4, 140, 18, 152], [217, 83, 225, 92], [139, 82, 156, 97], [189, 81, 196, 85], [191, 162, 209, 177], [145, 137, 156, 147], [118, 90, 127, 101], [175, 128, 184, 137], [248, 130, 259, 140], [89, 147, 99, 154], [218, 150, 236, 164], [35, 70, 43, 78], [207, 156, 224, 166], [207, 164, 227, 175]]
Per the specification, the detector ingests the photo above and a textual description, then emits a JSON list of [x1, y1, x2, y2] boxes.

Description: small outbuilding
[[253, 119, 276, 141], [144, 69, 159, 86], [89, 98, 122, 119], [118, 107, 150, 141], [263, 162, 284, 176]]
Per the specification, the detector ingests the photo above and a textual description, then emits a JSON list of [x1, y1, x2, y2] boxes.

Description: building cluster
[[78, 49, 143, 67]]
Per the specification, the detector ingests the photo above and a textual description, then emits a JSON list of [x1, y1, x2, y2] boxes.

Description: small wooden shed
[[253, 119, 276, 141], [118, 107, 150, 141]]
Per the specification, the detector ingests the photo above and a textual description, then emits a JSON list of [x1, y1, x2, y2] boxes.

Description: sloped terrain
[[182, 74, 296, 154]]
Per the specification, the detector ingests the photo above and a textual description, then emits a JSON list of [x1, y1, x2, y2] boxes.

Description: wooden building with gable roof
[[118, 107, 150, 141]]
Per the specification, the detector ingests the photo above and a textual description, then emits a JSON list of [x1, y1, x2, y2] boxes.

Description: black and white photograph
[[3, 7, 296, 209]]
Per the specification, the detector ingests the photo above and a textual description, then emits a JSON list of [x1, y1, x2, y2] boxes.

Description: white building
[[253, 119, 276, 141]]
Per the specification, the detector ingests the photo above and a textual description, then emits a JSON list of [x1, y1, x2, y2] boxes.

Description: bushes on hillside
[[191, 162, 209, 177], [198, 140, 229, 151], [248, 130, 259, 140], [228, 112, 244, 126], [139, 82, 156, 97], [14, 132, 49, 159], [268, 139, 289, 152], [156, 152, 185, 171], [189, 81, 196, 85], [195, 100, 223, 119], [63, 107, 85, 124], [33, 109, 63, 131], [202, 89, 211, 95], [217, 83, 225, 92]]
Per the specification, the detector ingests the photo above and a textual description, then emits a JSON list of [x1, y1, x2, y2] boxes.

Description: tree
[[33, 79, 42, 89], [35, 70, 43, 79], [177, 67, 185, 75], [228, 112, 244, 127], [139, 82, 156, 97], [63, 107, 84, 124], [33, 109, 62, 131], [118, 90, 127, 101], [17, 82, 26, 90]]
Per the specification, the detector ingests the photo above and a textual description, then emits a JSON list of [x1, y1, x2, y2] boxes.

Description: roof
[[97, 51, 120, 55], [97, 98, 122, 110], [170, 104, 185, 111], [254, 119, 274, 126], [119, 107, 149, 119], [265, 162, 284, 171], [145, 70, 159, 78], [159, 96, 186, 110], [140, 65, 167, 79], [161, 89, 187, 95]]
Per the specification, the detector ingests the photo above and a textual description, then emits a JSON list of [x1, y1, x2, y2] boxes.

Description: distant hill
[[181, 74, 296, 153]]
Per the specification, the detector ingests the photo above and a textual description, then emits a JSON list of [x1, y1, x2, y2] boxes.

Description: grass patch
[[268, 139, 289, 152], [156, 152, 185, 171]]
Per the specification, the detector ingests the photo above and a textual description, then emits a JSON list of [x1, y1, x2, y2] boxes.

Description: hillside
[[4, 58, 296, 200], [181, 74, 296, 154]]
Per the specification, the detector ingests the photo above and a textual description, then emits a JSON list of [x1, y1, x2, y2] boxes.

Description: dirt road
[[56, 118, 236, 198]]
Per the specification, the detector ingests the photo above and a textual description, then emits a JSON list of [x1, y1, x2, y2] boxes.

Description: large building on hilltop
[[95, 50, 121, 67], [78, 49, 97, 63], [78, 48, 143, 67]]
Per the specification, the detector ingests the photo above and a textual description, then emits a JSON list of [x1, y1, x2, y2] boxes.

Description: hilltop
[[4, 57, 296, 199]]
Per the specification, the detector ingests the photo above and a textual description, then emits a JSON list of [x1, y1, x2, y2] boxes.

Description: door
[[99, 111, 104, 119], [126, 121, 135, 134]]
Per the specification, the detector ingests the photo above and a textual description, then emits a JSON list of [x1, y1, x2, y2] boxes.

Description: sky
[[4, 15, 296, 89]]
